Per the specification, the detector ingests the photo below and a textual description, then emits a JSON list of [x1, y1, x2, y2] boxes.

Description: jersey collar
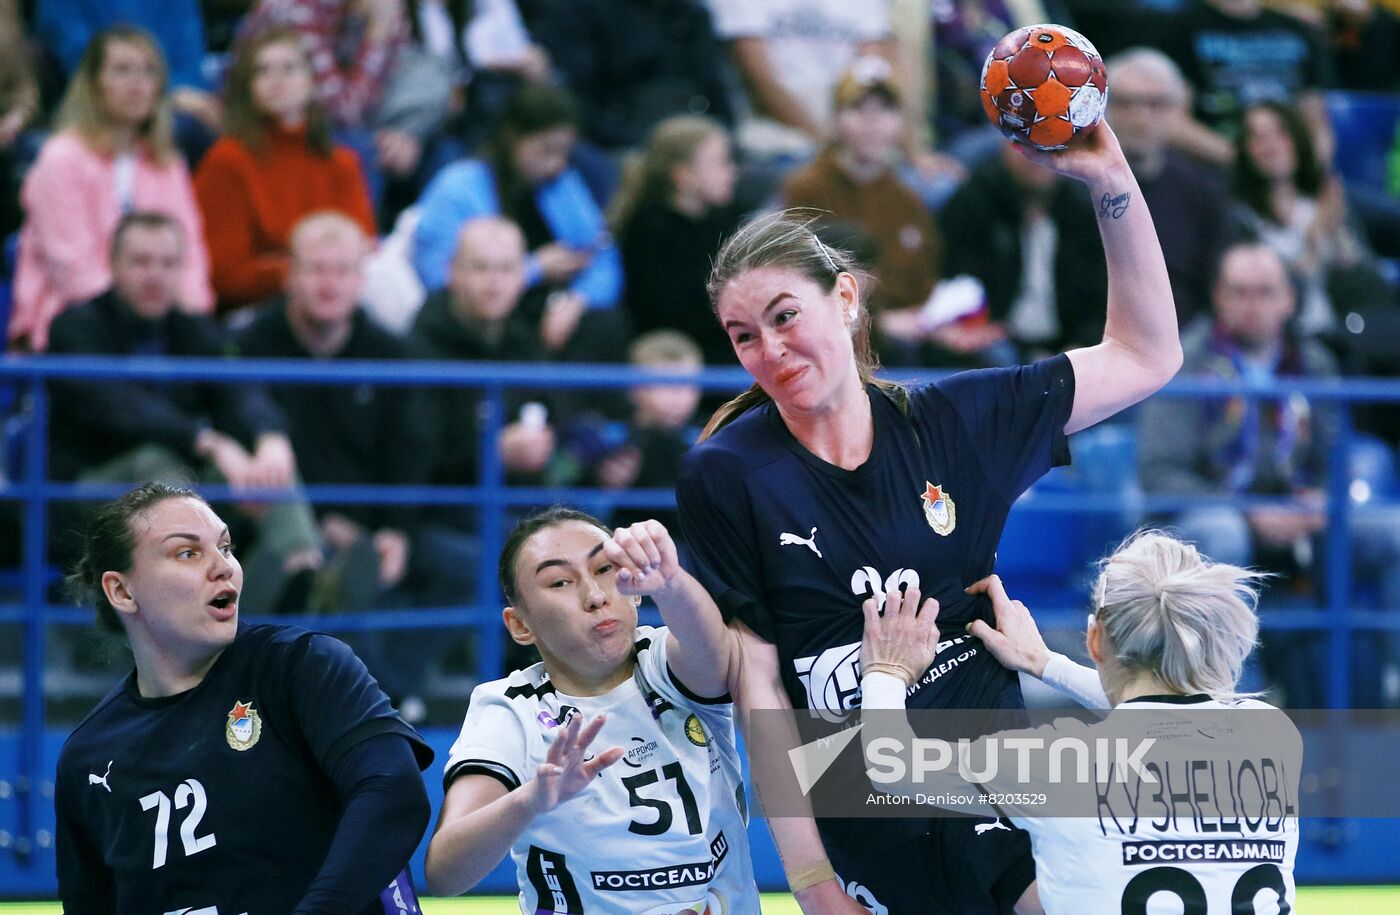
[[1118, 693, 1214, 706]]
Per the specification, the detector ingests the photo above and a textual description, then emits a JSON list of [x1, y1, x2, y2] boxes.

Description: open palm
[[532, 714, 623, 813]]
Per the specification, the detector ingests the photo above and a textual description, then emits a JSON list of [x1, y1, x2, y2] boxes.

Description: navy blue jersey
[[54, 624, 433, 915], [678, 356, 1074, 718], [677, 358, 1074, 914]]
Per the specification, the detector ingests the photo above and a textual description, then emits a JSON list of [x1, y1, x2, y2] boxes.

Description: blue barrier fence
[[1, 355, 1398, 890]]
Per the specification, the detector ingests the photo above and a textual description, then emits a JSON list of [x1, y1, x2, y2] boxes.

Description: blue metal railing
[[1, 354, 1398, 871]]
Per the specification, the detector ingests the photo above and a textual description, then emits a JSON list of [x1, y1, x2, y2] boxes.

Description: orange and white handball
[[979, 24, 1108, 151]]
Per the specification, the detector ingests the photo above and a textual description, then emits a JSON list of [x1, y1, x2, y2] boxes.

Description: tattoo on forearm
[[1099, 192, 1131, 219]]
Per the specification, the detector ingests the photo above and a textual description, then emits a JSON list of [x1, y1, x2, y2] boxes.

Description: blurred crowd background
[[1, 0, 1399, 722]]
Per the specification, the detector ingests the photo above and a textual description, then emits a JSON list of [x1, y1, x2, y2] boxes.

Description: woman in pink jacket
[[9, 25, 212, 351]]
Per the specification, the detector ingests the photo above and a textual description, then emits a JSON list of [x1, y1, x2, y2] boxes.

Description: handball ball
[[979, 24, 1107, 151]]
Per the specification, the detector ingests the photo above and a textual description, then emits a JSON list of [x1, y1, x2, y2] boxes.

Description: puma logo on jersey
[[975, 819, 1012, 835], [779, 527, 822, 558], [88, 760, 113, 792]]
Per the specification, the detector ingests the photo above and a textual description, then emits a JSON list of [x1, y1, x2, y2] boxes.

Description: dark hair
[[110, 210, 184, 262], [487, 84, 580, 203], [1234, 101, 1324, 223], [222, 25, 333, 156], [499, 505, 608, 605], [701, 209, 906, 439], [406, 0, 471, 66], [1209, 239, 1285, 289], [64, 483, 206, 633]]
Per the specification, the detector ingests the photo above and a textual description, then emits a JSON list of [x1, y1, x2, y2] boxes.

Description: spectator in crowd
[[577, 330, 704, 530], [46, 212, 322, 613], [370, 0, 554, 226], [1162, 0, 1333, 167], [1107, 48, 1229, 326], [780, 57, 944, 366], [528, 0, 733, 150], [238, 0, 407, 132], [366, 0, 559, 223], [1138, 241, 1400, 707], [237, 0, 411, 203], [237, 211, 475, 706], [937, 143, 1107, 361], [411, 214, 558, 679], [0, 6, 38, 240], [34, 0, 222, 164], [1230, 100, 1381, 339], [705, 0, 894, 161], [1322, 0, 1400, 91], [450, 0, 551, 87], [195, 25, 377, 314], [410, 216, 558, 494], [369, 1, 465, 226], [9, 26, 212, 352], [413, 85, 625, 360], [236, 211, 471, 607], [400, 0, 551, 157], [612, 115, 741, 367]]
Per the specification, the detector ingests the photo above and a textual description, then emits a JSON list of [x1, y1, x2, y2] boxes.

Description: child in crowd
[[559, 331, 704, 528]]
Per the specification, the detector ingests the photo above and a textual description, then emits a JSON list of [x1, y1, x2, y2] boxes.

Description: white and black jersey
[[987, 695, 1301, 915], [444, 626, 758, 914]]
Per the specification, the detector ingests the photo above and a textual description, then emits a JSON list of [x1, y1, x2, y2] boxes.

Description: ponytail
[[1092, 530, 1267, 702]]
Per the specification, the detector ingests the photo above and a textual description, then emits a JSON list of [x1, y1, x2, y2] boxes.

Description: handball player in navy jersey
[[677, 123, 1182, 914], [54, 483, 433, 915]]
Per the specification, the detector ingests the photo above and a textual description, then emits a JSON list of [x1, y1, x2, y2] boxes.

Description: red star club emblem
[[919, 481, 957, 536]]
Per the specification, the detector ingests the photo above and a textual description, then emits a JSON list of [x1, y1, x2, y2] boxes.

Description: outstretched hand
[[603, 519, 686, 600], [860, 586, 940, 686], [964, 575, 1051, 677], [528, 714, 623, 815]]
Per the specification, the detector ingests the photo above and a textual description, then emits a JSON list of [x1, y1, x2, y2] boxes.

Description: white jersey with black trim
[[444, 626, 758, 915], [999, 695, 1301, 915]]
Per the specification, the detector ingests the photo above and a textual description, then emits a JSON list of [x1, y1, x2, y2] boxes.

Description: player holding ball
[[677, 25, 1183, 915]]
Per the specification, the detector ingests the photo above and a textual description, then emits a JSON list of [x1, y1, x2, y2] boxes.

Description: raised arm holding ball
[[676, 22, 1181, 914]]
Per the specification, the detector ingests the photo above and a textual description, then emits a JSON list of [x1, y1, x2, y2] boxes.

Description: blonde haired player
[[859, 531, 1300, 914], [425, 507, 758, 912]]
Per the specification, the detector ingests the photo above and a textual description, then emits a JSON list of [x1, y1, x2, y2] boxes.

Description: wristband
[[788, 860, 837, 893], [860, 670, 909, 711], [862, 661, 915, 685]]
